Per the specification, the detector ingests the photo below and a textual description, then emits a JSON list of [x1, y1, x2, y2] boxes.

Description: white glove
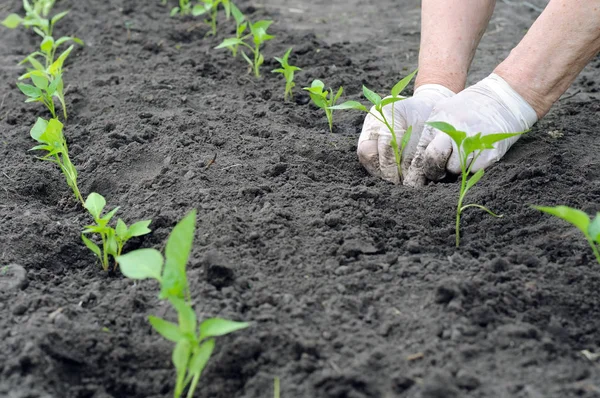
[[357, 84, 455, 184], [404, 73, 538, 187]]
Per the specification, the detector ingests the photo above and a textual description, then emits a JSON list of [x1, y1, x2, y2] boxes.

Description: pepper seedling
[[328, 70, 418, 177], [30, 117, 83, 204], [170, 0, 192, 16], [425, 121, 525, 247], [192, 0, 231, 36], [82, 192, 152, 272], [227, 3, 246, 57], [533, 205, 600, 264], [302, 80, 343, 133], [272, 48, 301, 101], [2, 0, 65, 36], [18, 44, 78, 120], [118, 210, 249, 398], [215, 19, 275, 78]]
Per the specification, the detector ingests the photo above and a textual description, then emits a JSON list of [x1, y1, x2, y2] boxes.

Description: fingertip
[[423, 134, 452, 181], [357, 140, 382, 178]]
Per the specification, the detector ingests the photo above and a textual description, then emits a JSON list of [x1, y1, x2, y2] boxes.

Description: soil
[[1, 0, 600, 397]]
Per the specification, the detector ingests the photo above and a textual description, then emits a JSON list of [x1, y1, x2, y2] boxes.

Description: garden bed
[[1, 0, 600, 397]]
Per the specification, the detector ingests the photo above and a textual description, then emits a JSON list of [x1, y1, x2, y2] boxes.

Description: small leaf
[[328, 101, 368, 112], [17, 83, 42, 98], [533, 205, 591, 236], [115, 218, 128, 239], [231, 2, 245, 24], [172, 339, 191, 374], [589, 214, 600, 242], [165, 210, 196, 276], [188, 338, 215, 375], [149, 316, 184, 342], [464, 168, 485, 193], [30, 118, 49, 142], [170, 7, 180, 16], [128, 220, 152, 238], [31, 74, 49, 90], [51, 10, 69, 26], [102, 207, 119, 223], [479, 132, 524, 148], [117, 248, 164, 280], [40, 36, 54, 53], [192, 3, 210, 16], [215, 37, 243, 49], [426, 121, 467, 147], [391, 69, 418, 97], [169, 297, 197, 336], [26, 56, 45, 72], [2, 13, 23, 28], [85, 192, 106, 220], [380, 96, 404, 108], [362, 85, 382, 106], [81, 234, 102, 259], [199, 318, 250, 340]]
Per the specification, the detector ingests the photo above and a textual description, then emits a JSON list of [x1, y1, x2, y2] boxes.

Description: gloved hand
[[404, 73, 538, 187], [357, 84, 455, 184]]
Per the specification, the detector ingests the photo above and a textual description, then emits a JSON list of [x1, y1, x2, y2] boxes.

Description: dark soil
[[1, 0, 600, 397]]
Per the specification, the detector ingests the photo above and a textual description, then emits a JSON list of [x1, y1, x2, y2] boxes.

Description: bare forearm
[[416, 0, 496, 93], [495, 0, 600, 118]]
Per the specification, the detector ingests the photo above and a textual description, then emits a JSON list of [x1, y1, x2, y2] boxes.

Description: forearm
[[416, 0, 496, 93], [494, 0, 600, 118]]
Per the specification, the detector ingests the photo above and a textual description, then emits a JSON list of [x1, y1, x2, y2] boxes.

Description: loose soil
[[1, 0, 600, 397]]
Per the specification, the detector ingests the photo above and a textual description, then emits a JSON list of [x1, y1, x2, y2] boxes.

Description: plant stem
[[586, 237, 600, 264], [372, 112, 402, 178], [456, 162, 469, 247], [186, 372, 201, 398]]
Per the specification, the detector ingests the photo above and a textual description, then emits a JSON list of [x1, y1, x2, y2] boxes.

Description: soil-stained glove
[[357, 84, 455, 184], [404, 74, 538, 187]]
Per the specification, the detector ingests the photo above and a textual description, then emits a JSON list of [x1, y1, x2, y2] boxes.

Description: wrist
[[415, 68, 466, 95], [493, 63, 551, 119]]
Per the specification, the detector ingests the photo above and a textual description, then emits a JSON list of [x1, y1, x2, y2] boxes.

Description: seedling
[[227, 3, 246, 57], [23, 31, 83, 69], [2, 0, 68, 37], [82, 192, 152, 272], [272, 48, 301, 101], [192, 0, 231, 36], [533, 205, 600, 264], [29, 117, 83, 204], [425, 121, 524, 247], [170, 0, 192, 16], [215, 19, 275, 78], [302, 80, 343, 133], [328, 70, 418, 177], [118, 210, 249, 398]]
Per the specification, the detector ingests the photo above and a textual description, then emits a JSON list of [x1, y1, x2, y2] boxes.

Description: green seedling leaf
[[115, 218, 128, 239], [188, 338, 215, 375], [231, 2, 244, 24], [426, 121, 466, 146], [215, 37, 243, 49], [533, 206, 590, 234], [161, 209, 196, 299], [2, 13, 23, 28], [128, 220, 152, 238], [172, 339, 191, 377], [169, 296, 197, 336], [329, 101, 368, 112], [589, 214, 600, 243], [30, 117, 49, 141], [149, 316, 184, 342], [465, 168, 485, 192], [84, 192, 106, 220], [82, 234, 102, 259], [391, 68, 418, 97], [362, 85, 382, 106], [199, 318, 250, 340], [26, 55, 45, 72], [17, 83, 42, 98], [31, 74, 49, 90], [479, 132, 524, 148], [118, 248, 164, 280], [40, 36, 54, 52], [50, 10, 69, 26]]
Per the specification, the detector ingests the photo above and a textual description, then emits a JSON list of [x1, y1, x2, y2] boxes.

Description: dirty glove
[[404, 73, 538, 187], [357, 84, 455, 184]]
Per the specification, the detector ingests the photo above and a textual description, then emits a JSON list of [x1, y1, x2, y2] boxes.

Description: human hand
[[357, 84, 455, 184], [404, 74, 538, 187]]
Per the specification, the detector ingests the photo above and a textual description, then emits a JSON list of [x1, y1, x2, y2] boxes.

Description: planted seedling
[[533, 205, 600, 264], [328, 69, 418, 177], [215, 19, 275, 78], [425, 121, 525, 247], [192, 0, 231, 36], [118, 210, 249, 398], [302, 80, 343, 133], [2, 0, 69, 37], [82, 192, 152, 272], [227, 3, 246, 57], [272, 48, 301, 101], [170, 0, 192, 16], [19, 44, 78, 120], [30, 117, 83, 204]]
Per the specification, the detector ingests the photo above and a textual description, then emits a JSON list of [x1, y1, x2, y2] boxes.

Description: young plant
[[302, 80, 343, 133], [192, 0, 231, 36], [18, 44, 79, 119], [2, 0, 68, 37], [328, 69, 418, 177], [30, 117, 83, 204], [425, 121, 525, 247], [215, 20, 275, 78], [170, 0, 192, 16], [272, 48, 301, 101], [82, 192, 152, 272], [533, 205, 600, 264], [118, 210, 249, 398], [227, 3, 246, 57]]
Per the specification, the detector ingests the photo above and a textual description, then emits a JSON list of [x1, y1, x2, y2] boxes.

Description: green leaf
[[102, 207, 119, 224], [172, 339, 191, 375], [461, 133, 486, 158], [2, 13, 23, 28], [231, 2, 244, 24], [40, 118, 64, 145], [30, 117, 49, 142], [426, 121, 467, 147], [589, 214, 600, 242], [169, 297, 197, 336], [48, 45, 73, 76], [149, 316, 184, 342], [40, 36, 54, 52], [115, 218, 128, 239], [128, 220, 152, 238], [81, 234, 102, 259], [199, 318, 249, 340], [380, 96, 404, 108], [215, 37, 243, 49], [26, 56, 45, 72], [17, 83, 42, 98], [85, 192, 106, 220], [391, 69, 418, 97], [31, 74, 49, 90], [50, 10, 69, 26], [106, 230, 119, 256], [479, 132, 524, 148], [533, 205, 591, 236], [117, 248, 164, 280], [362, 85, 382, 106], [165, 210, 196, 276], [310, 80, 324, 91], [192, 3, 210, 16], [465, 168, 485, 193], [47, 74, 62, 96], [333, 86, 343, 104], [328, 101, 368, 112], [188, 338, 215, 375], [170, 7, 180, 16], [400, 125, 413, 152]]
